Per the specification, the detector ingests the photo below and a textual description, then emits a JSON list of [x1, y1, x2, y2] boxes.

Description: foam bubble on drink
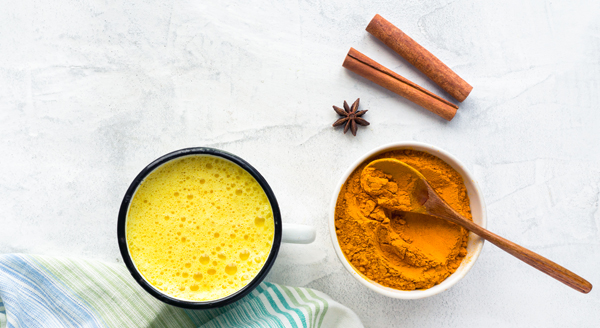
[[126, 155, 274, 302]]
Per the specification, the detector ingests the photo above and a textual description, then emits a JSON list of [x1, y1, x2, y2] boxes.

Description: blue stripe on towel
[[0, 255, 102, 328]]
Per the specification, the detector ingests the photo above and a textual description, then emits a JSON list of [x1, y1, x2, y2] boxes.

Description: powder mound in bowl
[[334, 149, 472, 290]]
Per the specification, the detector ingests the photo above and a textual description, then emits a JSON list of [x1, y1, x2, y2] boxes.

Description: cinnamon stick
[[366, 14, 473, 102], [343, 47, 458, 121]]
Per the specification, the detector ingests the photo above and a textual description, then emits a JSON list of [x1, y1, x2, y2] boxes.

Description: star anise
[[332, 98, 369, 136]]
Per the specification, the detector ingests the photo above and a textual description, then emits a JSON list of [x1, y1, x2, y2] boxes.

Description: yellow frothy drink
[[126, 155, 275, 301]]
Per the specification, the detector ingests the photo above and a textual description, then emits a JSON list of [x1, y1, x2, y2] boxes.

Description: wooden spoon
[[362, 158, 592, 293]]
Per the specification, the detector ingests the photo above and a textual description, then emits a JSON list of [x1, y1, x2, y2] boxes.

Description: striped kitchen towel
[[0, 254, 363, 328]]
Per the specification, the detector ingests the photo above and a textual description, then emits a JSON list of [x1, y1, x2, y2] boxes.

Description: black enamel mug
[[117, 147, 315, 309]]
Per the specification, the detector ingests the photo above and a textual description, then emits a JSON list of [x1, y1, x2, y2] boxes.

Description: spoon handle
[[448, 215, 592, 294]]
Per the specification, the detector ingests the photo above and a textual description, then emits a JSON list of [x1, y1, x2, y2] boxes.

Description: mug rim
[[117, 147, 282, 309], [329, 141, 487, 299]]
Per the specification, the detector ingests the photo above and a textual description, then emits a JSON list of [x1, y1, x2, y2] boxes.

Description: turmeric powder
[[334, 149, 472, 290]]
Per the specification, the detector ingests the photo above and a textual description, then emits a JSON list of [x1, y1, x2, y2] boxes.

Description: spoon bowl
[[362, 158, 429, 211]]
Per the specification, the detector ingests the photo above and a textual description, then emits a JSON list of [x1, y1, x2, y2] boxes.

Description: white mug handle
[[281, 223, 316, 244]]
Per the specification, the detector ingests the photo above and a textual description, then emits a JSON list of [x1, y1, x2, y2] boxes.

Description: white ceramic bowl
[[329, 142, 486, 299]]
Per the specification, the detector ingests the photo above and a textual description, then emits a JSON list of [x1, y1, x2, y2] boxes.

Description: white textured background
[[1, 0, 599, 326]]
